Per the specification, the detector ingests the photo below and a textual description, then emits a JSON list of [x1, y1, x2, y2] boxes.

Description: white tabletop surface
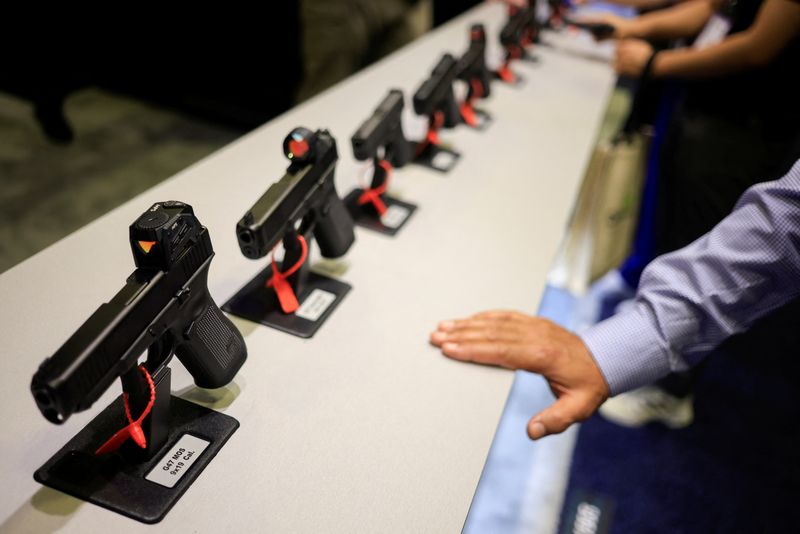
[[0, 4, 614, 533]]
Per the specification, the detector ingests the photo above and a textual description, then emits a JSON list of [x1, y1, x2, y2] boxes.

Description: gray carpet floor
[[0, 88, 240, 274]]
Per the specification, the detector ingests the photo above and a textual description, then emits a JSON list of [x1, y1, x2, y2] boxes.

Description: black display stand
[[473, 108, 493, 130], [343, 189, 417, 236], [411, 141, 461, 173], [223, 263, 350, 338], [34, 391, 239, 524], [520, 50, 540, 63]]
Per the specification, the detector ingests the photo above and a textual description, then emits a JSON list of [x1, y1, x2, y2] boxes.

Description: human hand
[[572, 13, 633, 40], [614, 38, 655, 77], [430, 310, 609, 439]]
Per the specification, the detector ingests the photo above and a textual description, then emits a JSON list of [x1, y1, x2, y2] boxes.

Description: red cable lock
[[357, 160, 392, 216], [416, 111, 445, 156], [266, 235, 308, 314], [460, 79, 485, 127], [497, 63, 516, 84], [95, 365, 156, 455]]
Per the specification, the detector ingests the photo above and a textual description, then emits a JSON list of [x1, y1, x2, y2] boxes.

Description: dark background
[[1, 1, 481, 134]]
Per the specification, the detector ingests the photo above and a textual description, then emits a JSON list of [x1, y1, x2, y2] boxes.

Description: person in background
[[574, 0, 678, 13], [297, 0, 433, 103], [430, 160, 800, 439], [573, 0, 800, 426]]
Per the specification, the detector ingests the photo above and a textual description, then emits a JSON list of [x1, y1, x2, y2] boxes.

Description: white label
[[693, 14, 731, 49], [431, 150, 457, 171], [145, 434, 210, 488], [295, 289, 336, 321], [573, 502, 602, 534], [380, 204, 410, 229]]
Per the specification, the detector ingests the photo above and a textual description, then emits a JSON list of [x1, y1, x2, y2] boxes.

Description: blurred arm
[[652, 0, 800, 77]]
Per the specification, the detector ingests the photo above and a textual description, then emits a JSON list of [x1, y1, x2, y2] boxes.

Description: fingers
[[614, 41, 634, 74], [430, 313, 531, 348], [437, 336, 549, 371], [527, 394, 594, 440], [438, 309, 532, 327], [430, 325, 522, 347], [439, 340, 523, 369], [430, 310, 557, 370], [430, 319, 491, 347], [469, 310, 527, 322]]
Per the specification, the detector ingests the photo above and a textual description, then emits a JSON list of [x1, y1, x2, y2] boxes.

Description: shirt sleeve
[[581, 159, 800, 395]]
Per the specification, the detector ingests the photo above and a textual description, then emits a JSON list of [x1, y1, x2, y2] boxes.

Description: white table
[[0, 5, 614, 532]]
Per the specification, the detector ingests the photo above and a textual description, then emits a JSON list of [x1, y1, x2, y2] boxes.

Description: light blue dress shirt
[[581, 159, 800, 395]]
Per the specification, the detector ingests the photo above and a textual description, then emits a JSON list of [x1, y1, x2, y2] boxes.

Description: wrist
[[576, 337, 611, 402], [650, 49, 678, 77], [649, 50, 664, 77], [580, 306, 673, 396], [612, 18, 632, 39], [628, 19, 648, 39]]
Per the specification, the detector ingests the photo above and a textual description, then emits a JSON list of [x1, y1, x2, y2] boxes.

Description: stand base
[[223, 267, 351, 338], [411, 142, 461, 173], [34, 396, 239, 524], [493, 70, 526, 87], [467, 108, 493, 131], [343, 189, 417, 236]]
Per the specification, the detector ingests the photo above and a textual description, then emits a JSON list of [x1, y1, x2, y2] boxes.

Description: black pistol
[[500, 6, 540, 60], [31, 201, 247, 425], [413, 53, 461, 129], [226, 128, 354, 335], [351, 89, 412, 168], [236, 127, 355, 262], [346, 90, 418, 231], [457, 24, 492, 101]]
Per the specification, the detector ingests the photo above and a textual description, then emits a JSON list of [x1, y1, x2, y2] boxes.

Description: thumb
[[526, 395, 589, 440]]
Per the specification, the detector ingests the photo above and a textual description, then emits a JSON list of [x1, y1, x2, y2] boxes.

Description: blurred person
[[430, 160, 800, 439], [297, 0, 432, 102], [574, 0, 800, 426]]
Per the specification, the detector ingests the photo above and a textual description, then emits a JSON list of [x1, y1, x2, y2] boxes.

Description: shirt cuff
[[579, 305, 673, 396]]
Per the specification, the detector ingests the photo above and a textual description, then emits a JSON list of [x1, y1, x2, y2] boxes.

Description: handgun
[[351, 89, 412, 168], [31, 201, 247, 425], [413, 53, 461, 129], [236, 128, 355, 261], [457, 24, 492, 101], [500, 6, 540, 60]]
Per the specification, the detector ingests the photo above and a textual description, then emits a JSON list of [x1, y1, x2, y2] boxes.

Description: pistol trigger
[[183, 320, 196, 341], [175, 287, 191, 305]]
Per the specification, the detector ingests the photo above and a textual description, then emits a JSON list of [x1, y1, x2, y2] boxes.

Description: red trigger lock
[[460, 103, 476, 127], [358, 160, 392, 216], [266, 235, 309, 314], [95, 365, 156, 455], [417, 111, 444, 156], [498, 64, 516, 84]]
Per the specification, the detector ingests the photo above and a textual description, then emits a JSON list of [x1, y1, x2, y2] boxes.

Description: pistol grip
[[176, 299, 247, 389]]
